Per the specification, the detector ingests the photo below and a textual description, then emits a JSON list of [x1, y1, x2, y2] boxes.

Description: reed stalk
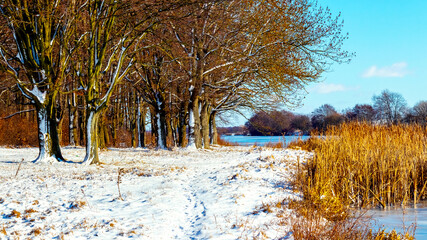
[[295, 122, 427, 208]]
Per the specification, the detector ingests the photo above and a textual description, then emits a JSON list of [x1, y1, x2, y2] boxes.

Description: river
[[221, 135, 427, 238], [220, 135, 310, 146]]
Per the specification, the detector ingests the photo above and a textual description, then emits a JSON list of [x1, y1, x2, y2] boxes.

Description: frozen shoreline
[[0, 146, 311, 239]]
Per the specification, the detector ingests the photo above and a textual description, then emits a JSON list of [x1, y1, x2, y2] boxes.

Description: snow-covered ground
[[0, 146, 311, 239]]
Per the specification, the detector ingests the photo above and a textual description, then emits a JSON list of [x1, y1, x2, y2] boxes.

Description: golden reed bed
[[293, 122, 427, 209]]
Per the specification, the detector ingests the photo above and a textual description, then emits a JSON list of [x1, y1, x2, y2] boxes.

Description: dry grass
[[264, 141, 285, 148], [217, 136, 240, 146], [294, 122, 427, 208], [24, 208, 38, 214], [29, 227, 42, 236], [8, 209, 21, 218], [368, 226, 416, 240], [290, 203, 369, 239], [68, 200, 87, 210], [288, 122, 423, 239], [288, 137, 321, 151]]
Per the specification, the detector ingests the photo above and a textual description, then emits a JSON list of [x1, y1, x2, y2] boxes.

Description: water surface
[[220, 135, 310, 146], [368, 204, 427, 238]]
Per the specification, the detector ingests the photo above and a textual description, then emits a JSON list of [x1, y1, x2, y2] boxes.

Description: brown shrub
[[264, 141, 285, 148], [216, 136, 239, 146], [0, 116, 38, 147]]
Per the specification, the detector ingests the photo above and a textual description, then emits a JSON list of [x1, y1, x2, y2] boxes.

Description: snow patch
[[0, 146, 312, 239], [29, 85, 47, 103]]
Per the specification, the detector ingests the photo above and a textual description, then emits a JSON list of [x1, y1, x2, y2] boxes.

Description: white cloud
[[362, 62, 409, 78], [311, 83, 354, 94]]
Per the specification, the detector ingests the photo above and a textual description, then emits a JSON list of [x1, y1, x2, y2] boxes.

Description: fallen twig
[[15, 158, 24, 178], [117, 168, 124, 201]]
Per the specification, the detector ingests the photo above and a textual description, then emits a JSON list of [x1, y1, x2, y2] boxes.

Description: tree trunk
[[130, 94, 138, 148], [33, 105, 65, 163], [78, 96, 86, 146], [201, 101, 210, 149], [68, 92, 78, 146], [150, 109, 159, 147], [138, 105, 146, 148], [166, 114, 174, 148], [153, 93, 168, 149], [57, 115, 64, 146], [156, 111, 167, 149], [190, 97, 203, 149], [82, 109, 102, 165], [178, 103, 188, 147], [210, 111, 218, 145], [98, 115, 109, 149]]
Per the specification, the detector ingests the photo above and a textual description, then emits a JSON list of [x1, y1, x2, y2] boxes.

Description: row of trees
[[0, 0, 350, 163], [245, 89, 427, 135]]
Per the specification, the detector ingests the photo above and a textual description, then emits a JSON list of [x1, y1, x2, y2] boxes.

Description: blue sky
[[297, 0, 427, 114], [224, 1, 427, 126]]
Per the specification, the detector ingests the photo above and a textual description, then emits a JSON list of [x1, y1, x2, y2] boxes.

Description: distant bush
[[245, 110, 311, 136], [217, 126, 248, 136]]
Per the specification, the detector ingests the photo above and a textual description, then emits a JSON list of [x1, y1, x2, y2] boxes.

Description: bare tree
[[372, 90, 407, 125], [346, 104, 376, 122], [0, 0, 80, 162], [311, 104, 344, 130], [168, 0, 352, 148], [78, 0, 199, 164], [409, 101, 427, 125]]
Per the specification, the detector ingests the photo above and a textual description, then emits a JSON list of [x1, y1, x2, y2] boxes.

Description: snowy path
[[0, 146, 311, 239]]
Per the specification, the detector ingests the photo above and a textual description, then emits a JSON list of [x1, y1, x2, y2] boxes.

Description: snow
[[28, 85, 46, 104], [0, 146, 311, 239]]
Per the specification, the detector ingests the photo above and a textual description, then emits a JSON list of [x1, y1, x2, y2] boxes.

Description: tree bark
[[98, 115, 109, 149], [178, 103, 188, 147], [150, 108, 159, 147], [33, 104, 65, 163], [137, 104, 146, 148], [157, 101, 168, 149], [201, 100, 210, 149], [68, 92, 78, 146], [190, 97, 203, 149], [78, 96, 86, 146], [130, 93, 138, 148], [82, 109, 102, 165], [210, 111, 218, 145], [166, 113, 174, 148]]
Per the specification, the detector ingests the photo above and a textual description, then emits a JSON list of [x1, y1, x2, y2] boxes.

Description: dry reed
[[295, 122, 427, 209], [264, 141, 285, 148], [217, 136, 240, 146]]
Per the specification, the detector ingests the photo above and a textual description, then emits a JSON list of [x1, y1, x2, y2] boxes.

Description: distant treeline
[[221, 89, 427, 136]]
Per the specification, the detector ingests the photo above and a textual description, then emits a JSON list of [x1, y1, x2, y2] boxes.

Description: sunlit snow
[[0, 146, 311, 239]]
